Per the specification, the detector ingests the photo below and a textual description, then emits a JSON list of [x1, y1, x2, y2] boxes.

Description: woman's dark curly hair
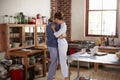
[[54, 12, 63, 20]]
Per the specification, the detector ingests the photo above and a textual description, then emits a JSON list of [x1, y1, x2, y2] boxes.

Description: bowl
[[13, 43, 20, 48]]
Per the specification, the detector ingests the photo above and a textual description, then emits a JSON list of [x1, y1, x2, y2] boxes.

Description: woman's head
[[54, 12, 63, 24]]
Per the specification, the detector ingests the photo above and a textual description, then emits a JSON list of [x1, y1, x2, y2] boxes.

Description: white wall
[[0, 0, 120, 45], [0, 0, 50, 23], [71, 0, 120, 45], [71, 0, 85, 40]]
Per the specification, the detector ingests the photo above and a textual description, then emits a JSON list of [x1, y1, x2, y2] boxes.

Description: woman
[[51, 12, 68, 80]]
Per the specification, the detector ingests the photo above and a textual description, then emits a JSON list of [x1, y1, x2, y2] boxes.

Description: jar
[[24, 16, 28, 24], [42, 16, 48, 24], [9, 16, 14, 23], [3, 15, 9, 23], [14, 16, 18, 24]]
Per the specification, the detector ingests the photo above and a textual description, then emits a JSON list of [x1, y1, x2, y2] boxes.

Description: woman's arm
[[53, 23, 67, 38], [51, 23, 67, 38]]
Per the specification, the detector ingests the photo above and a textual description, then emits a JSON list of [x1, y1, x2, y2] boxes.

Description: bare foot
[[53, 74, 56, 79], [64, 77, 68, 80]]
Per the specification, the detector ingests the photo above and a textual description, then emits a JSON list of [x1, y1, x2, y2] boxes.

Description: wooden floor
[[35, 67, 120, 80]]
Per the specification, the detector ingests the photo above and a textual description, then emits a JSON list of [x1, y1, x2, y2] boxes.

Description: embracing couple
[[46, 12, 68, 80]]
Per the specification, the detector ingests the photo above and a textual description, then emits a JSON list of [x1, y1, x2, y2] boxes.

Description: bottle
[[21, 14, 25, 24], [98, 38, 102, 46], [18, 12, 25, 24], [106, 36, 109, 46], [18, 13, 22, 24]]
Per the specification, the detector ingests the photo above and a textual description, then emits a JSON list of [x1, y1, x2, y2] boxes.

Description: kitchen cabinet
[[0, 23, 47, 80], [0, 24, 36, 56], [0, 24, 47, 56], [8, 24, 36, 50]]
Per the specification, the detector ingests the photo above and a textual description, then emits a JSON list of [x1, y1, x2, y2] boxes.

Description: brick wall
[[51, 0, 71, 40]]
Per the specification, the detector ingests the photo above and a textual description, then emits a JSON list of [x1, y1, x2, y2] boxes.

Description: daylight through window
[[86, 0, 118, 37]]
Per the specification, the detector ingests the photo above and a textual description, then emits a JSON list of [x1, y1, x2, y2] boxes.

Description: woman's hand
[[59, 34, 66, 39]]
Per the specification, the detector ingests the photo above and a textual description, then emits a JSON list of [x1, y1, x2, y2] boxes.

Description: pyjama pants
[[58, 41, 68, 78], [47, 47, 59, 80]]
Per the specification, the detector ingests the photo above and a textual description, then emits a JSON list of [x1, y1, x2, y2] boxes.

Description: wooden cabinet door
[[35, 24, 46, 47], [24, 25, 35, 48], [7, 24, 24, 50]]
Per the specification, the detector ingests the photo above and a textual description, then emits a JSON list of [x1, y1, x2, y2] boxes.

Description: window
[[85, 0, 118, 37]]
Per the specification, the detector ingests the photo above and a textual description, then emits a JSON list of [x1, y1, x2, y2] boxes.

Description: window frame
[[85, 0, 119, 38]]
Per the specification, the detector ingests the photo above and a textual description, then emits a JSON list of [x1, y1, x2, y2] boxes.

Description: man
[[46, 18, 60, 80]]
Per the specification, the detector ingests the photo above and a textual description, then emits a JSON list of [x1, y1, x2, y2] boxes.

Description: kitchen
[[0, 0, 120, 80]]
